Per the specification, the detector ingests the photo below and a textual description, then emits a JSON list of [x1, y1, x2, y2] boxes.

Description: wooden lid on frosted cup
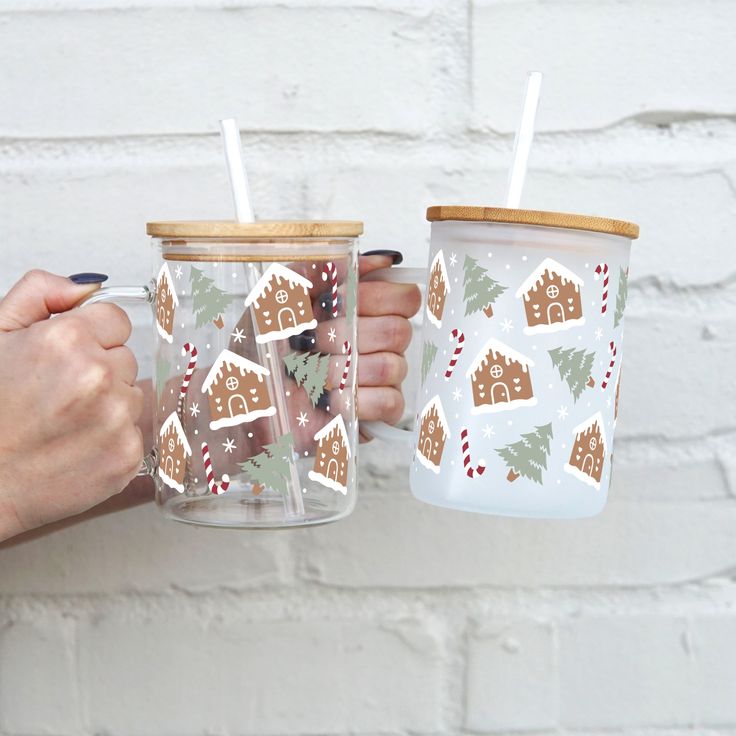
[[426, 206, 639, 240], [146, 220, 363, 239]]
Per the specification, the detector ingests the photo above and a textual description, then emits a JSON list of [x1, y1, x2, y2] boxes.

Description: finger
[[358, 281, 422, 318], [357, 315, 413, 355], [107, 346, 139, 386], [74, 303, 133, 348], [356, 352, 408, 387], [358, 252, 402, 278], [355, 386, 405, 424], [126, 385, 145, 424], [0, 270, 104, 332]]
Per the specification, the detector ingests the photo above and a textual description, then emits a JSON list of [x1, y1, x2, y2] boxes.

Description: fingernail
[[362, 249, 403, 265], [289, 330, 317, 351], [318, 292, 343, 314], [69, 272, 108, 285]]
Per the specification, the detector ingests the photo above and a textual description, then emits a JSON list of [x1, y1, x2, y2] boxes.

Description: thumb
[[0, 270, 106, 332]]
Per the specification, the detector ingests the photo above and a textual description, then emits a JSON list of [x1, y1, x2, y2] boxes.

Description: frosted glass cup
[[82, 220, 362, 529], [365, 207, 640, 519]]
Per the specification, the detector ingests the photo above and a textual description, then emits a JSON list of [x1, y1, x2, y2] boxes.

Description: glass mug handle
[[359, 267, 427, 444], [77, 284, 158, 477]]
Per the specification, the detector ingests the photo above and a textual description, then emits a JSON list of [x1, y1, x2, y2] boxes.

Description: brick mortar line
[[2, 579, 736, 615]]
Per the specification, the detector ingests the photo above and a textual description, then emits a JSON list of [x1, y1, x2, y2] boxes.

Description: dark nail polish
[[289, 330, 317, 351], [362, 249, 403, 265], [319, 291, 343, 314], [69, 272, 109, 285]]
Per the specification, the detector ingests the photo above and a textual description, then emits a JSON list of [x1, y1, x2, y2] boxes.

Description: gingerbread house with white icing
[[465, 338, 536, 414], [201, 349, 276, 430], [158, 411, 192, 493], [564, 412, 607, 490], [244, 264, 317, 343], [416, 395, 451, 473], [515, 258, 585, 335], [426, 250, 450, 329], [155, 262, 179, 344], [308, 414, 351, 494]]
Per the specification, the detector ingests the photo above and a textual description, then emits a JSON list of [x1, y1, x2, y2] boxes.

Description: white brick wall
[[1, 1, 735, 734]]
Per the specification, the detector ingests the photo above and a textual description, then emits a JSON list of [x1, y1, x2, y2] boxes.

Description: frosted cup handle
[[359, 267, 427, 444], [77, 285, 158, 477]]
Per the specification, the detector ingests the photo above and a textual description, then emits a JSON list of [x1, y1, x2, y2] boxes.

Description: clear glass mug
[[364, 207, 640, 519], [83, 220, 361, 529]]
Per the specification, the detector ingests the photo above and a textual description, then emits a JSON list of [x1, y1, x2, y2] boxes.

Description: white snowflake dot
[[557, 479, 561, 484], [312, 264, 317, 269], [522, 255, 528, 261], [302, 487, 308, 493], [194, 477, 198, 483], [248, 432, 253, 438], [285, 390, 291, 397], [304, 450, 309, 456], [213, 263, 218, 268], [206, 344, 211, 349], [266, 352, 271, 359], [585, 263, 590, 268], [548, 383, 554, 389], [507, 420, 513, 426], [180, 323, 185, 329], [194, 429, 198, 435], [170, 388, 173, 394], [232, 272, 237, 279], [487, 252, 493, 258], [561, 443, 566, 449], [505, 264, 511, 270]]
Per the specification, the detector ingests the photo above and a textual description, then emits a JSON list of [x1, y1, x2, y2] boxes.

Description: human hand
[[0, 271, 144, 542]]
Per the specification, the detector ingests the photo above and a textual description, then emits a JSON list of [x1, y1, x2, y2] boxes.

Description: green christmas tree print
[[496, 423, 554, 484], [155, 355, 170, 403], [548, 346, 596, 402], [462, 254, 507, 318], [189, 265, 233, 329], [613, 267, 628, 328], [421, 340, 438, 385], [283, 351, 331, 406], [238, 433, 295, 496], [345, 260, 358, 325]]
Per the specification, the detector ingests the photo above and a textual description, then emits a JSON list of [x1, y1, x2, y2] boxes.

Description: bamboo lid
[[146, 220, 364, 239], [426, 206, 639, 239]]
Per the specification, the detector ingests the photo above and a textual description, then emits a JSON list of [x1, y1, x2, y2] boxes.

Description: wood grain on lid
[[426, 206, 639, 239], [146, 220, 364, 239]]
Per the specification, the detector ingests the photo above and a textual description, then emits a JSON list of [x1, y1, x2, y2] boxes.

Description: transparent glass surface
[[151, 236, 358, 529]]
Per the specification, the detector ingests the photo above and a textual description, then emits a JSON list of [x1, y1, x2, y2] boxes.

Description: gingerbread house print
[[515, 258, 585, 335], [426, 250, 450, 329], [158, 411, 192, 493], [201, 349, 276, 430], [308, 414, 351, 494], [465, 338, 536, 415], [244, 264, 317, 343], [564, 412, 607, 490], [155, 262, 179, 344], [416, 395, 451, 474]]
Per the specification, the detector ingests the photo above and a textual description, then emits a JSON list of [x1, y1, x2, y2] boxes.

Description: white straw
[[504, 71, 543, 209], [219, 118, 255, 223]]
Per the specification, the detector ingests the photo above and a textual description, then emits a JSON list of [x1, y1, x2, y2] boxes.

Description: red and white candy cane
[[177, 342, 198, 412], [445, 328, 465, 380], [594, 263, 609, 314], [322, 261, 338, 318], [460, 427, 486, 479], [601, 340, 617, 390], [339, 340, 352, 394], [201, 442, 230, 495]]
